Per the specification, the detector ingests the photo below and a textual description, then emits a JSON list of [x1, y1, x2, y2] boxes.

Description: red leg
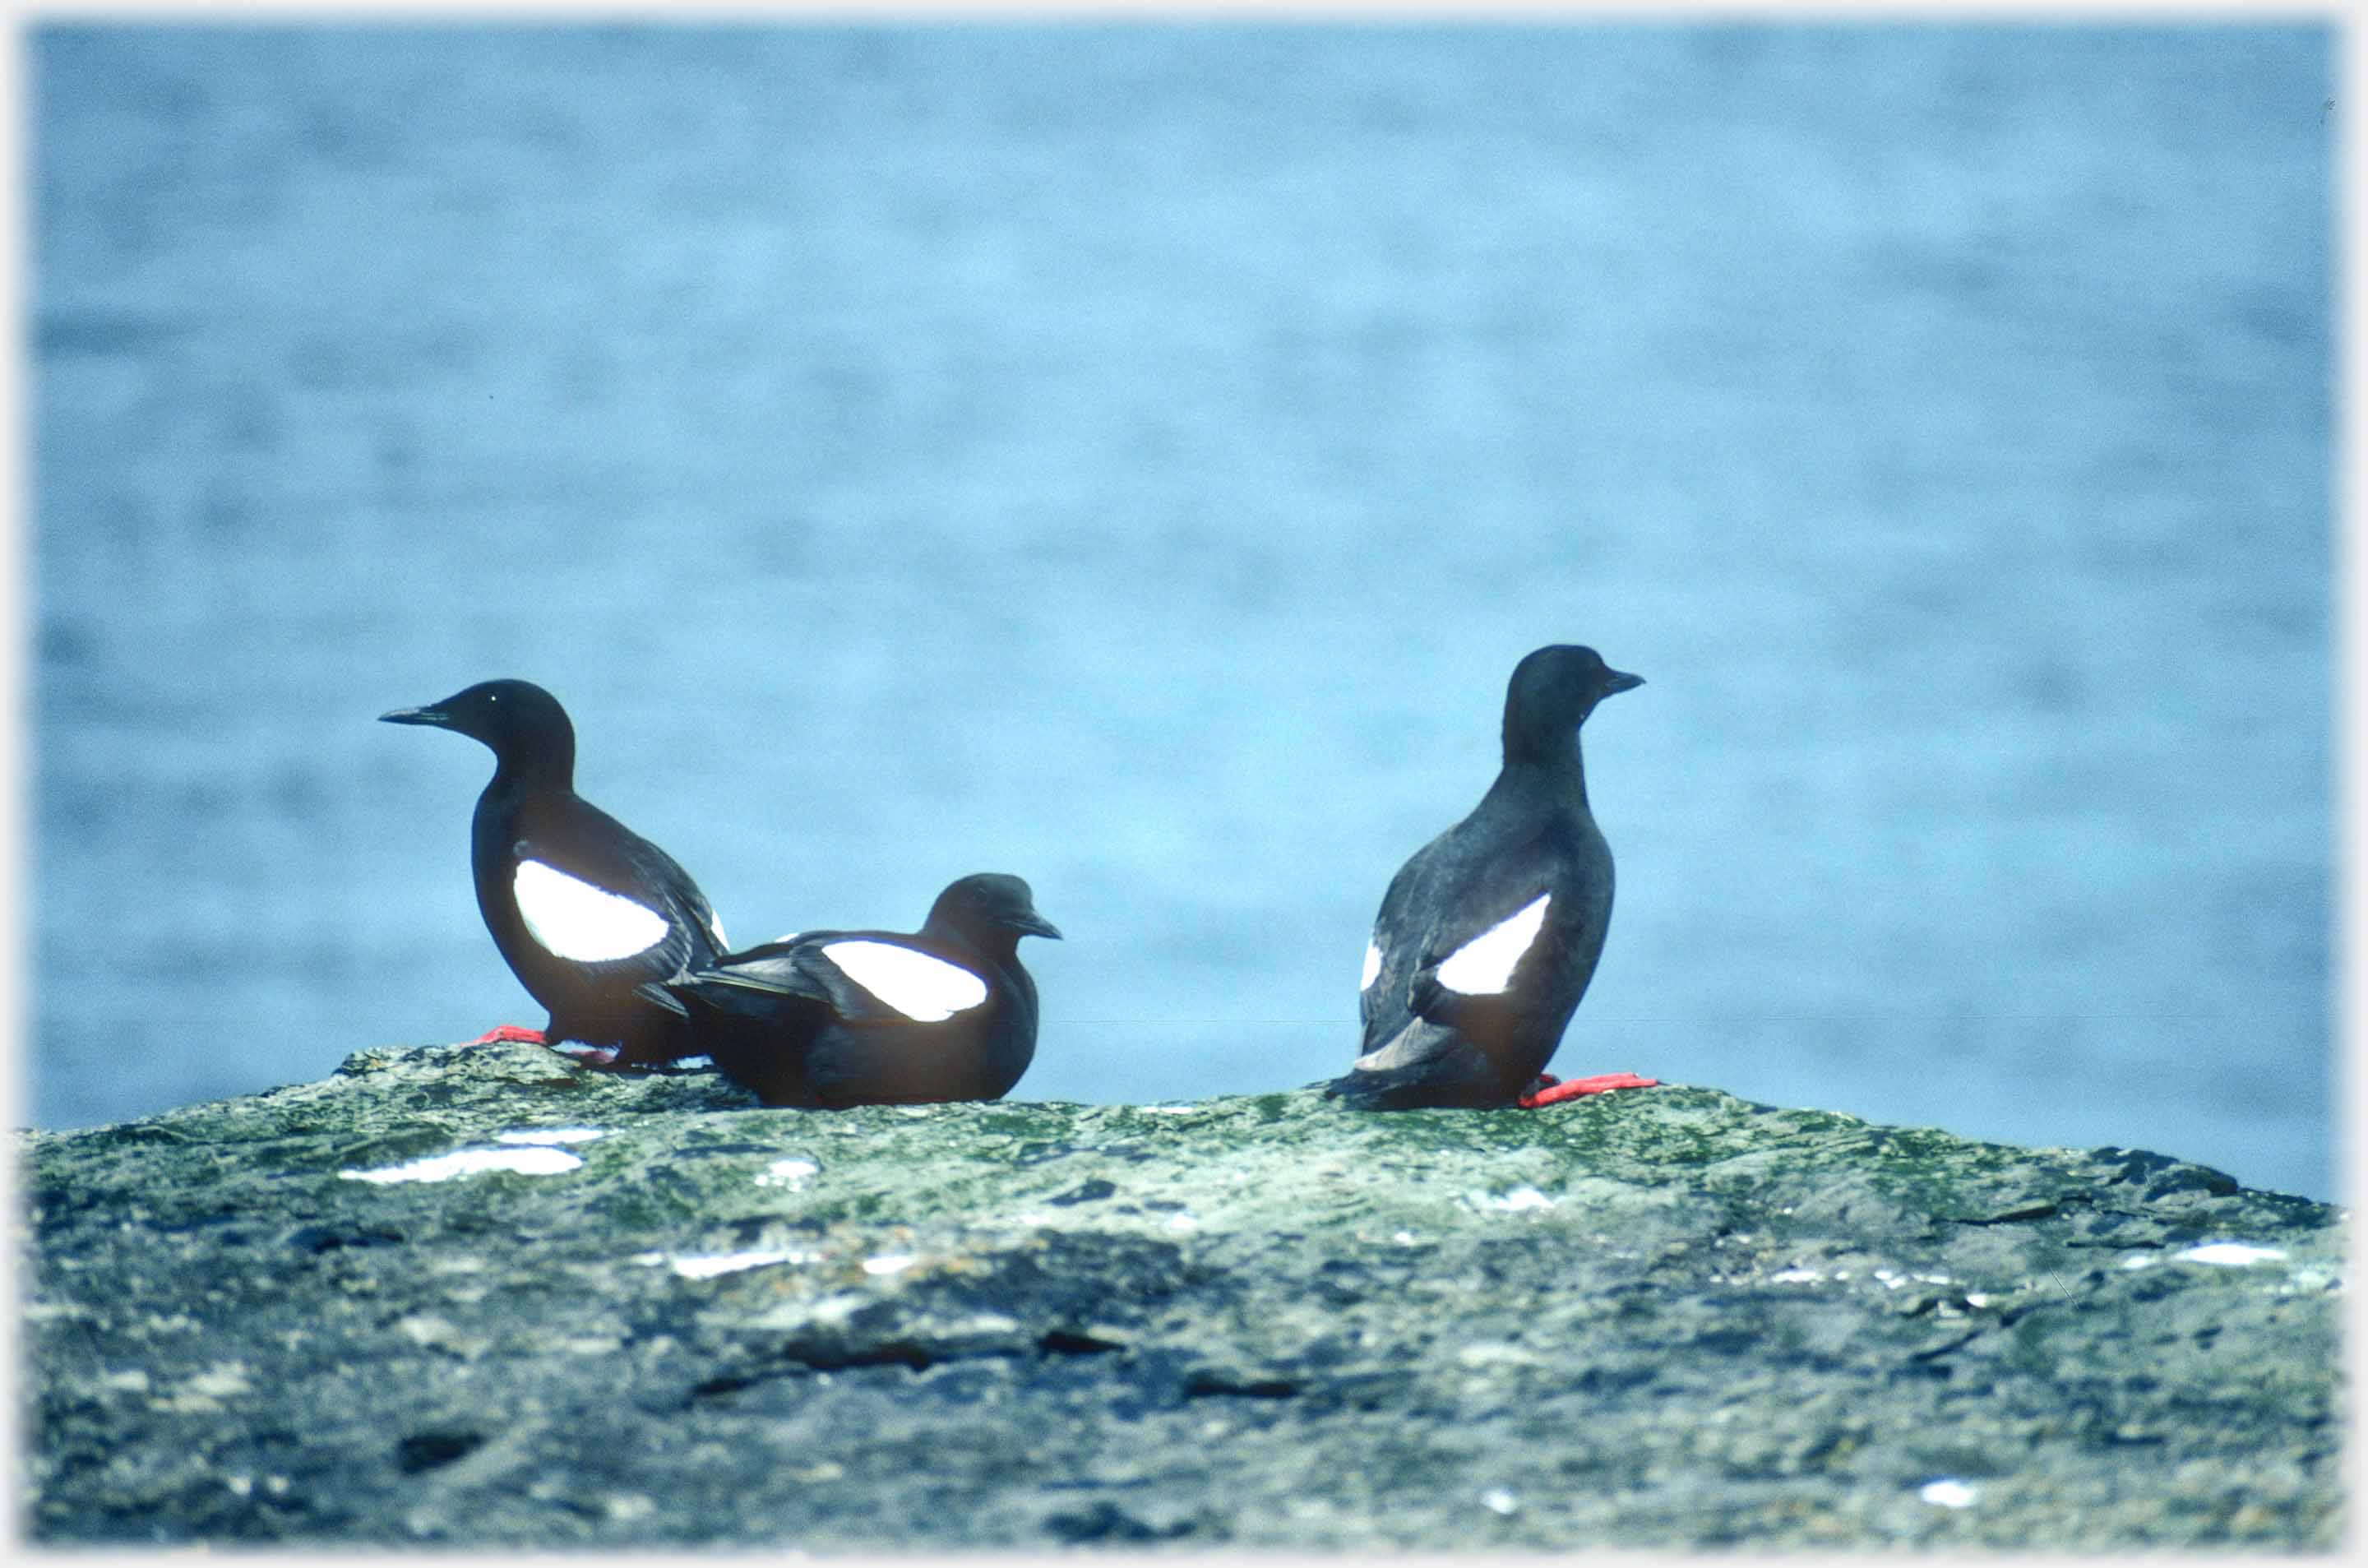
[[1519, 1071, 1659, 1108], [462, 1025, 622, 1067]]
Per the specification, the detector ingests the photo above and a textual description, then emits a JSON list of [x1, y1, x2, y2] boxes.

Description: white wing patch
[[514, 859, 671, 962], [1435, 892, 1552, 996], [1359, 938, 1382, 992], [704, 909, 728, 950], [821, 940, 989, 1023]]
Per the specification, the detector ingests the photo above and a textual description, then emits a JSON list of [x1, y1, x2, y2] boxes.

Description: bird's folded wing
[[678, 945, 836, 1003], [1415, 885, 1556, 995], [510, 805, 716, 971], [510, 849, 682, 968], [807, 940, 991, 1025], [1360, 854, 1438, 1041]]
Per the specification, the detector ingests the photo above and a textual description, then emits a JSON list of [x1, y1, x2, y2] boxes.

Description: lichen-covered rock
[[16, 1042, 2344, 1547]]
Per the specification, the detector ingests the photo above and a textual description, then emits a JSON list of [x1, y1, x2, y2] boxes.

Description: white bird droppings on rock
[[495, 1127, 605, 1146], [755, 1157, 821, 1188], [183, 1363, 252, 1399], [340, 1147, 583, 1184], [668, 1251, 800, 1279], [2179, 1242, 2287, 1267], [1920, 1478, 1978, 1509]]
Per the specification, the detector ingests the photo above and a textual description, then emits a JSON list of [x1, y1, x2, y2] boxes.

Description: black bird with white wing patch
[[1328, 645, 1653, 1110], [641, 872, 1060, 1108], [380, 678, 728, 1067]]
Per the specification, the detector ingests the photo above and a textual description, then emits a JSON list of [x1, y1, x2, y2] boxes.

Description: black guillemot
[[641, 872, 1059, 1108], [1327, 645, 1653, 1110], [380, 678, 728, 1067]]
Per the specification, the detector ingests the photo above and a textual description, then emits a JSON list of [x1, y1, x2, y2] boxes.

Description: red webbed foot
[[468, 1025, 548, 1047], [1518, 1071, 1659, 1108], [465, 1026, 622, 1069]]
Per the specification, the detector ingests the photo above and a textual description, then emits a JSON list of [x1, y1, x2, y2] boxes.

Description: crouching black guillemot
[[641, 872, 1059, 1109], [380, 678, 728, 1067], [1328, 645, 1653, 1110]]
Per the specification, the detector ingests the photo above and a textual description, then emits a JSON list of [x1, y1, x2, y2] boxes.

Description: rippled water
[[32, 23, 2334, 1196]]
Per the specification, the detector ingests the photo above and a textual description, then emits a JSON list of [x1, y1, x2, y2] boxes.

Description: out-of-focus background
[[30, 24, 2333, 1196]]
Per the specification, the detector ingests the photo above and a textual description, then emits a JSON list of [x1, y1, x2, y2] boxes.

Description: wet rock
[[16, 1041, 2344, 1547]]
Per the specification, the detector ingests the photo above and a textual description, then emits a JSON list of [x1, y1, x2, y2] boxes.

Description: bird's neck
[[932, 926, 1016, 969], [1492, 738, 1590, 811], [485, 747, 576, 798]]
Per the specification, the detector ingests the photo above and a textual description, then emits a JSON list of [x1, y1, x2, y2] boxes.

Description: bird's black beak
[[378, 704, 449, 728], [1012, 912, 1064, 941], [1603, 669, 1644, 696]]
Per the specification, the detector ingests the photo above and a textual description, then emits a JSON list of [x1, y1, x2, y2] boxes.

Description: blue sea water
[[30, 24, 2334, 1196]]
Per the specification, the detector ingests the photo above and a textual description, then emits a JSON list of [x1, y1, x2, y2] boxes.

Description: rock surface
[[18, 1042, 2345, 1548]]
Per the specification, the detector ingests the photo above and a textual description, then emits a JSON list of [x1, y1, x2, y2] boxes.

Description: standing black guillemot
[[1328, 645, 1653, 1110]]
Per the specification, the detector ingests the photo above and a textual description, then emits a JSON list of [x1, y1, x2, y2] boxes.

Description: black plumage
[[642, 872, 1060, 1108], [1328, 645, 1645, 1109], [380, 678, 726, 1066]]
